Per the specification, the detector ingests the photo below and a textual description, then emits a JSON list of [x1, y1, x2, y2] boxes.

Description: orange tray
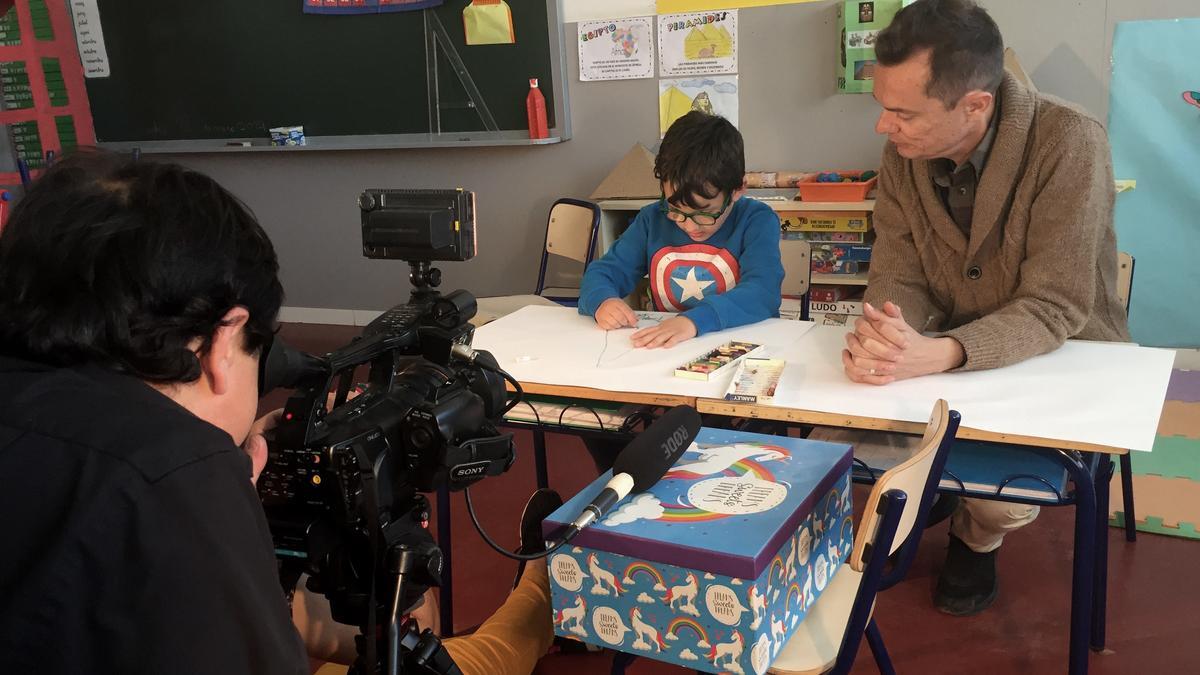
[[796, 171, 878, 202]]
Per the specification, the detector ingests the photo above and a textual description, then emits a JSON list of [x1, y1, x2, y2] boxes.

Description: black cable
[[476, 361, 524, 414], [462, 486, 573, 561]]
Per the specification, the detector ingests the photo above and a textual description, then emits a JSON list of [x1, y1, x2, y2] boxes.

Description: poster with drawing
[[578, 17, 655, 81], [1109, 18, 1200, 347], [658, 10, 737, 77], [659, 76, 738, 136]]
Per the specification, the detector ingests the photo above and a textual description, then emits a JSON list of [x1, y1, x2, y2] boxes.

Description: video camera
[[257, 189, 515, 675]]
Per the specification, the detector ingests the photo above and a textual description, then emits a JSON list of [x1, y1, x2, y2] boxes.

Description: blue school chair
[[768, 400, 960, 675], [1114, 251, 1137, 542], [474, 198, 601, 324], [780, 238, 812, 322]]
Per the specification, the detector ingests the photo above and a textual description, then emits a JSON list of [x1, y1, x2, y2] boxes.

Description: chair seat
[[769, 564, 865, 674], [812, 428, 1071, 505], [473, 294, 562, 326]]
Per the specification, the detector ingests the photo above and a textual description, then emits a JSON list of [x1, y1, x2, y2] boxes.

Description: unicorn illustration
[[555, 596, 587, 635], [827, 538, 841, 569], [709, 631, 745, 671], [588, 553, 622, 596], [669, 443, 787, 477], [664, 572, 700, 615], [748, 585, 767, 630], [770, 615, 787, 656], [630, 607, 667, 652]]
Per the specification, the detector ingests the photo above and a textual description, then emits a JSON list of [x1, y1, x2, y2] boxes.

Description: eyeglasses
[[659, 191, 732, 227]]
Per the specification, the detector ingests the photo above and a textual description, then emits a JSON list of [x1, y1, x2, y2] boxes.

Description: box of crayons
[[725, 357, 787, 404], [674, 340, 763, 381]]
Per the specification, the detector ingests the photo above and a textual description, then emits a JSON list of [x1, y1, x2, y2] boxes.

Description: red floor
[[269, 323, 1200, 674]]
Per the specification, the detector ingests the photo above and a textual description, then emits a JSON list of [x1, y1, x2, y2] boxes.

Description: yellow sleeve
[[443, 562, 554, 675]]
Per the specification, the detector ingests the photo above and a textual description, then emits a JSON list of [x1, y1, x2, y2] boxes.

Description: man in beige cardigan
[[840, 0, 1129, 616]]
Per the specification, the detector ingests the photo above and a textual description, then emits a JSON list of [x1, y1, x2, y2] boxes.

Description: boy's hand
[[595, 298, 638, 330], [631, 316, 697, 349]]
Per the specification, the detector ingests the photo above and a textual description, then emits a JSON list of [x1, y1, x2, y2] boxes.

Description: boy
[[578, 111, 784, 348]]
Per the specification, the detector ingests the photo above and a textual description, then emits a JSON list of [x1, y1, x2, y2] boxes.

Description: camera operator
[[0, 152, 552, 674]]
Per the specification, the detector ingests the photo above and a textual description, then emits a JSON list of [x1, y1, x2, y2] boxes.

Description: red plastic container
[[526, 78, 548, 140], [796, 171, 878, 202]]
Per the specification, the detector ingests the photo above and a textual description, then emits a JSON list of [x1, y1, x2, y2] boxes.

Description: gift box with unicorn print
[[543, 427, 853, 675]]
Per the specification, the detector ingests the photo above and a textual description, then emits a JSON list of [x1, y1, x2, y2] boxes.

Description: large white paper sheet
[[767, 326, 1174, 452], [474, 308, 1174, 452], [471, 306, 814, 399]]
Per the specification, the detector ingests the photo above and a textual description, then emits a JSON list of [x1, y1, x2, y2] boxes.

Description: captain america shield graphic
[[650, 244, 740, 312]]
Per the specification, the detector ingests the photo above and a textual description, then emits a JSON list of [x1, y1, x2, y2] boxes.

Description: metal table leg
[[1059, 450, 1097, 675], [1091, 453, 1113, 651]]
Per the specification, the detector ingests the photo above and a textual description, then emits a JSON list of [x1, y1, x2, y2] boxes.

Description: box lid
[[544, 427, 853, 579]]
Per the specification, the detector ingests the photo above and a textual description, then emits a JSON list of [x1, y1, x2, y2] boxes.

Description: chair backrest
[[536, 198, 601, 296], [779, 239, 811, 297], [849, 399, 961, 572], [544, 199, 600, 265], [1116, 251, 1135, 312]]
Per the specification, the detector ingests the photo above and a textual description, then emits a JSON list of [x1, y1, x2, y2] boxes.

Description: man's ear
[[960, 90, 994, 118], [198, 307, 250, 396]]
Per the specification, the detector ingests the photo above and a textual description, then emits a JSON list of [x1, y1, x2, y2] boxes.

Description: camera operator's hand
[[243, 409, 281, 486], [630, 315, 697, 349], [594, 298, 638, 330]]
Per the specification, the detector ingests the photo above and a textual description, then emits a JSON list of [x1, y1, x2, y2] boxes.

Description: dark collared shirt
[[931, 97, 1001, 235], [0, 356, 307, 675]]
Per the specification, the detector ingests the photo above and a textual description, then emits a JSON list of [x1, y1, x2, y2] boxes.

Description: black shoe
[[934, 534, 998, 616], [925, 494, 960, 527], [513, 488, 563, 588]]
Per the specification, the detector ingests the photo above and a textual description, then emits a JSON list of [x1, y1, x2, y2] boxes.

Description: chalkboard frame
[[88, 0, 571, 153]]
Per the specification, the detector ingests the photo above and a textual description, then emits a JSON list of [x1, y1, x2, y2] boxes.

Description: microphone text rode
[[564, 405, 702, 540]]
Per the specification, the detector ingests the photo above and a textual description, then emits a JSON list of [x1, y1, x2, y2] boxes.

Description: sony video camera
[[257, 188, 514, 675]]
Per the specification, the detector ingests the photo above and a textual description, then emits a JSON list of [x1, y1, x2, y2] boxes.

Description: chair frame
[[534, 197, 601, 302], [823, 404, 961, 675]]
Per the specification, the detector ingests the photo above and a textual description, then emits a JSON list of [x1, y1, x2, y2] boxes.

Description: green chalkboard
[[85, 0, 564, 147]]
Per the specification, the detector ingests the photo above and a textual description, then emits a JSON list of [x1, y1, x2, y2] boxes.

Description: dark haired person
[[578, 110, 784, 349], [0, 152, 554, 674], [833, 0, 1129, 615]]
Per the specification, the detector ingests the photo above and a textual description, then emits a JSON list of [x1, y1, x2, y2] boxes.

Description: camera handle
[[346, 540, 461, 675], [386, 542, 459, 675]]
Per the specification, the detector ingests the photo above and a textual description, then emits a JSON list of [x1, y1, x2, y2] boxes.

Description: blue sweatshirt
[[578, 198, 783, 335]]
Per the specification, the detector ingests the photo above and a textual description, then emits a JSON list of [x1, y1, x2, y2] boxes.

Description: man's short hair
[[875, 0, 1004, 107], [0, 150, 283, 383], [655, 111, 745, 209]]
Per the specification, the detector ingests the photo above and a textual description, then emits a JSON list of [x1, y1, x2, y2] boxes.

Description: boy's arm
[[682, 208, 784, 335], [577, 211, 650, 318]]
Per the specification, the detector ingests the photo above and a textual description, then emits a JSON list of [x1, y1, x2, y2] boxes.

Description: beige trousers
[[951, 499, 1039, 553]]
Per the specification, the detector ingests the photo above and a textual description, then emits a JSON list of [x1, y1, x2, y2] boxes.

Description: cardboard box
[[811, 243, 872, 263], [810, 299, 864, 316], [590, 143, 661, 200], [779, 211, 871, 232], [544, 428, 854, 674], [837, 1, 913, 94]]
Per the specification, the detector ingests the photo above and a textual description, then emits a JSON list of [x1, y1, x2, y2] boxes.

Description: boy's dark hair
[[655, 111, 745, 209], [0, 150, 283, 383], [875, 0, 1004, 108]]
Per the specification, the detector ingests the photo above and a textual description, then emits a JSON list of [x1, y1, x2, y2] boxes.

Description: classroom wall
[[169, 0, 1199, 316]]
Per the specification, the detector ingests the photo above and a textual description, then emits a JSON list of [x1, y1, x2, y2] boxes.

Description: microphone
[[564, 405, 702, 540]]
